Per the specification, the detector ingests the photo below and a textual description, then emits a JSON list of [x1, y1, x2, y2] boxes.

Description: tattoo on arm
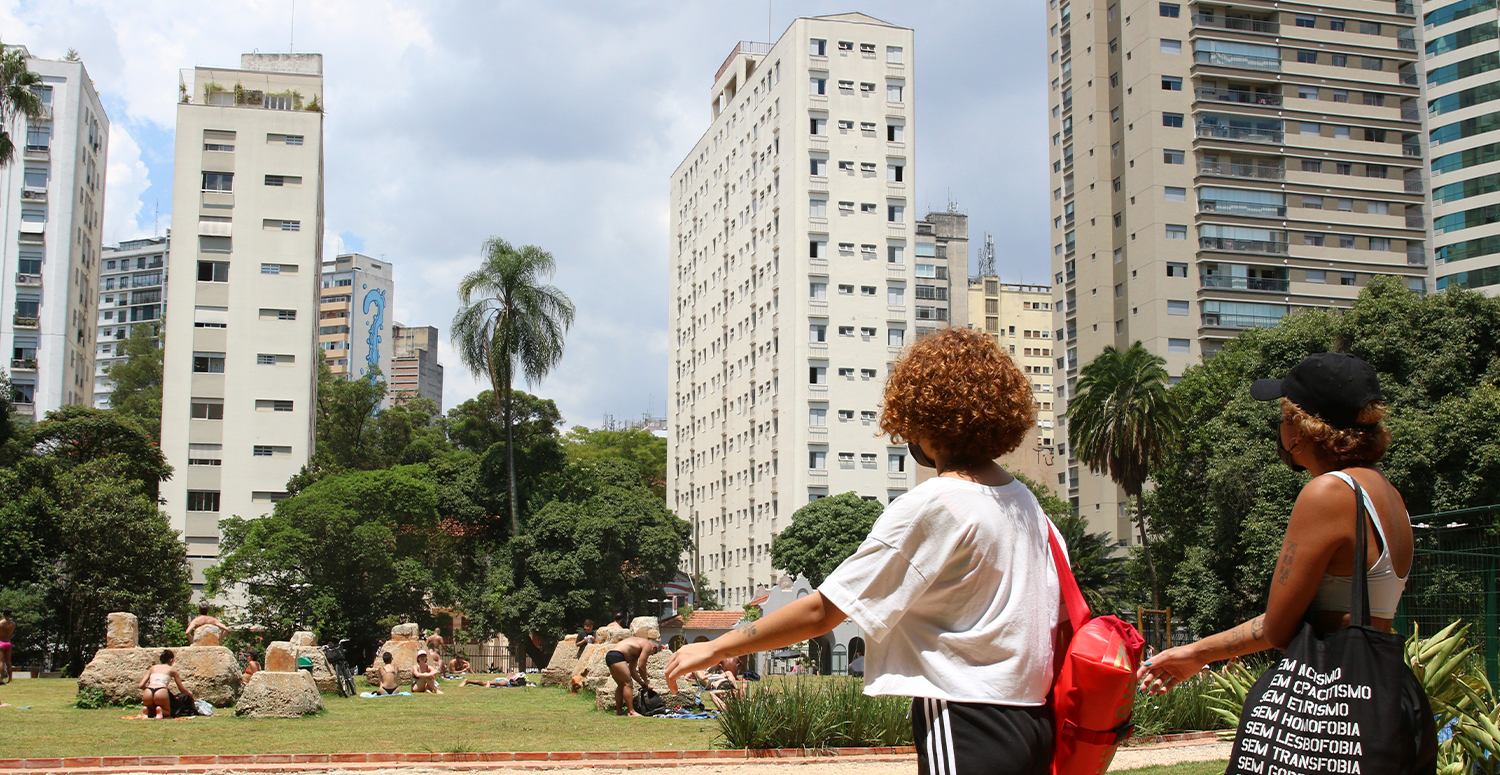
[[733, 622, 759, 639], [1275, 542, 1298, 586]]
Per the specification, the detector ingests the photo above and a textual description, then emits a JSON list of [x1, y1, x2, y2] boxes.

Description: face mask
[[1277, 437, 1306, 473], [907, 439, 936, 469]]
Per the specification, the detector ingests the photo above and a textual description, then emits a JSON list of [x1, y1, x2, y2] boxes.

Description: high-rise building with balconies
[[318, 252, 393, 383], [2, 46, 108, 418], [94, 235, 169, 408], [159, 53, 325, 587], [1422, 0, 1500, 294], [1045, 0, 1430, 543], [668, 13, 916, 607], [913, 210, 969, 335]]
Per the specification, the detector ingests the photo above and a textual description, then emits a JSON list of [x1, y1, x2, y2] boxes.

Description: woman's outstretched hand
[[1136, 645, 1206, 695], [666, 642, 721, 685]]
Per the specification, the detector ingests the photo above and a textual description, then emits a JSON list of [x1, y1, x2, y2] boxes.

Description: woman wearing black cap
[[1138, 352, 1413, 694]]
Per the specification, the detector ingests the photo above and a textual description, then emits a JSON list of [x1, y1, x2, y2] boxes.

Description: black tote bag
[[1227, 477, 1437, 775]]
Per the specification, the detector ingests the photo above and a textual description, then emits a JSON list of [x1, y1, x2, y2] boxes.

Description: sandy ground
[[193, 743, 1231, 775]]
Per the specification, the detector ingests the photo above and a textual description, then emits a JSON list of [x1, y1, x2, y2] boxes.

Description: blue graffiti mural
[[361, 286, 386, 383]]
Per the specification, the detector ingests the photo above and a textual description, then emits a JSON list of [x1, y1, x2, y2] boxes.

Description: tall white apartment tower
[[1422, 0, 1500, 293], [160, 54, 325, 586], [1, 47, 108, 418], [668, 14, 916, 607], [94, 235, 169, 407], [1045, 0, 1430, 542]]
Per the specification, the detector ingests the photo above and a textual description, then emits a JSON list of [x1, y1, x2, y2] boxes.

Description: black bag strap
[[1349, 477, 1372, 628]]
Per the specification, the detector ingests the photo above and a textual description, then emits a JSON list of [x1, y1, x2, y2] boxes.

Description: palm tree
[[0, 43, 43, 166], [451, 238, 575, 536], [1066, 342, 1183, 608]]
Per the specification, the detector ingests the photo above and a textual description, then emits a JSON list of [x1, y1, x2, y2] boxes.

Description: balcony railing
[[1196, 87, 1282, 106], [1203, 312, 1285, 328], [1199, 162, 1285, 180], [15, 273, 40, 286], [1192, 14, 1279, 34], [10, 358, 36, 370], [1396, 1, 1414, 15], [1408, 248, 1427, 266], [1400, 71, 1418, 85], [1199, 199, 1286, 217], [1196, 124, 1283, 143], [13, 315, 38, 328], [1199, 236, 1289, 254], [1194, 51, 1281, 71], [1201, 275, 1291, 292], [20, 188, 45, 201]]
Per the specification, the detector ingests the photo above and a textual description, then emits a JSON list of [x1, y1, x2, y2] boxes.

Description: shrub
[[715, 677, 911, 749], [74, 687, 110, 709]]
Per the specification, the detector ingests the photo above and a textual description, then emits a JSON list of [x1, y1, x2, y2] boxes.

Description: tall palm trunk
[[504, 391, 519, 537], [1128, 486, 1160, 609]]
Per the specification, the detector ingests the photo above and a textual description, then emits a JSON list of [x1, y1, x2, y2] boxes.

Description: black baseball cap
[[1250, 352, 1382, 429]]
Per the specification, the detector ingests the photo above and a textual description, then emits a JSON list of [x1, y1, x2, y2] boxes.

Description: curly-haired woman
[[1138, 352, 1412, 693], [668, 328, 1064, 775]]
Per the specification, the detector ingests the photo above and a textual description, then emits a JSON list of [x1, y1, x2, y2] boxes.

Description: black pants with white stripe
[[912, 698, 1053, 775]]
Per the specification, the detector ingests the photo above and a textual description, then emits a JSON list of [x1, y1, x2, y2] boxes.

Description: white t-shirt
[[818, 475, 1064, 705]]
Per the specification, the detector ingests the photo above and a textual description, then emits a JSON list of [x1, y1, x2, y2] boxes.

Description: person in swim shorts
[[607, 636, 659, 717]]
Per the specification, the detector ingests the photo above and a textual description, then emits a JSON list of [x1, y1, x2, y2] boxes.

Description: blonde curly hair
[[1283, 398, 1391, 466], [880, 328, 1035, 460]]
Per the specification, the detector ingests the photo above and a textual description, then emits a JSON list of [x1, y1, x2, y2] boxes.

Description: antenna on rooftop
[[769, 0, 773, 43], [979, 233, 996, 278], [153, 199, 159, 237], [289, 0, 296, 53]]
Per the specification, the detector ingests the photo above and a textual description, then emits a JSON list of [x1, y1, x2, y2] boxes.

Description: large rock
[[290, 631, 316, 647], [631, 616, 661, 641], [235, 670, 323, 718], [191, 624, 224, 647], [364, 624, 423, 686], [105, 613, 138, 649], [541, 636, 578, 687], [78, 647, 241, 707], [265, 641, 337, 692]]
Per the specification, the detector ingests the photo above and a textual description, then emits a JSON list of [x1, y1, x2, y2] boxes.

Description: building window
[[1330, 18, 1346, 31], [187, 444, 222, 466], [1341, 272, 1357, 285], [1165, 224, 1187, 239], [1162, 76, 1182, 91], [197, 261, 229, 282], [1298, 50, 1318, 64], [1162, 113, 1183, 127], [1361, 21, 1381, 34], [810, 408, 826, 426], [810, 367, 826, 384], [888, 124, 904, 142], [1161, 39, 1181, 54], [810, 199, 827, 218], [809, 451, 826, 469], [1163, 149, 1184, 164], [1166, 262, 1188, 277], [810, 38, 826, 56], [1164, 186, 1186, 202], [192, 353, 226, 373], [1167, 338, 1191, 354], [1302, 160, 1322, 173], [1295, 15, 1316, 27], [1306, 270, 1327, 283], [887, 46, 903, 64], [254, 399, 296, 412], [1167, 299, 1190, 315], [810, 324, 826, 342], [1159, 2, 1179, 16], [888, 204, 904, 222], [261, 309, 298, 321], [889, 328, 905, 347], [1305, 234, 1325, 246], [887, 84, 903, 102], [186, 491, 221, 512], [1362, 57, 1382, 70], [202, 172, 233, 192], [810, 117, 827, 135], [888, 164, 904, 182]]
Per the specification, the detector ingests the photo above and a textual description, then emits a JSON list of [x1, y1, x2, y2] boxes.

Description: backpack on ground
[[168, 692, 198, 718], [633, 686, 666, 716], [1046, 526, 1145, 775]]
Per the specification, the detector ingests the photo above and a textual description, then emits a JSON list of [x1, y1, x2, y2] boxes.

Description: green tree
[[1066, 342, 1183, 607], [442, 390, 562, 454], [0, 44, 42, 166], [692, 573, 722, 611], [208, 465, 455, 652], [311, 356, 387, 471], [451, 239, 575, 536], [495, 459, 691, 665], [770, 493, 883, 588], [106, 322, 163, 440], [1012, 472, 1130, 614], [561, 425, 667, 498], [1146, 277, 1500, 637]]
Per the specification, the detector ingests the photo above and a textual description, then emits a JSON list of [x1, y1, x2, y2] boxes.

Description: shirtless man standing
[[0, 611, 14, 684], [425, 628, 445, 656], [412, 650, 443, 694], [605, 636, 659, 717], [185, 604, 228, 643]]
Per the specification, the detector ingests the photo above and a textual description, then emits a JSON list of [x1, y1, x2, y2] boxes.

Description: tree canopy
[[1145, 278, 1500, 637], [106, 322, 164, 441], [561, 425, 667, 498], [770, 493, 883, 588]]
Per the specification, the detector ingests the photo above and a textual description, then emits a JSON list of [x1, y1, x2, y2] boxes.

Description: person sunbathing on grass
[[447, 655, 471, 676], [139, 650, 193, 720], [377, 652, 400, 695], [411, 650, 443, 694], [461, 672, 527, 688]]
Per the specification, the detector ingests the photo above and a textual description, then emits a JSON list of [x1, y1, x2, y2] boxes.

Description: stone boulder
[[78, 647, 241, 707], [265, 641, 337, 693], [235, 670, 323, 718], [631, 616, 661, 641], [290, 631, 316, 647], [365, 623, 423, 686], [390, 623, 420, 641], [105, 613, 138, 649], [594, 686, 698, 713], [190, 623, 225, 647], [540, 635, 578, 687]]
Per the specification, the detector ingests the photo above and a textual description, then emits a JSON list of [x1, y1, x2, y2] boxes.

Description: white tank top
[[1309, 471, 1408, 618]]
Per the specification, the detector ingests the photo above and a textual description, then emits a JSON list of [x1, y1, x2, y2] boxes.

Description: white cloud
[[102, 122, 151, 244]]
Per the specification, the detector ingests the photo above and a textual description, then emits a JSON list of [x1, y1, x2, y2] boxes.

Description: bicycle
[[321, 639, 358, 698]]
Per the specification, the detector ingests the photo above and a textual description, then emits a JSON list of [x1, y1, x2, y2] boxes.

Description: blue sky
[[11, 0, 1052, 427]]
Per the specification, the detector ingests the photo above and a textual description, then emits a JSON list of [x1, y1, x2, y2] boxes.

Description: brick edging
[[0, 748, 919, 771], [1125, 730, 1233, 747]]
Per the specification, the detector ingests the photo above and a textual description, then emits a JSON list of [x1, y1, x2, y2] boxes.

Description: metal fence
[[1393, 506, 1500, 687]]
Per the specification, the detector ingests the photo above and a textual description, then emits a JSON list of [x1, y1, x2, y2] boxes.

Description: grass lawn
[[0, 677, 719, 758], [1115, 762, 1226, 775]]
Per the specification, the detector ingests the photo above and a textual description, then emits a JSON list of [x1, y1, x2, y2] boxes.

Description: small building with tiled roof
[[661, 609, 746, 649]]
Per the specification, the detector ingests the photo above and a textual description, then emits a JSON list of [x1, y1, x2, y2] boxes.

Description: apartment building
[[318, 252, 393, 382], [2, 47, 108, 418], [913, 210, 969, 335], [668, 13, 915, 606], [390, 323, 444, 411], [94, 235, 168, 408], [1046, 0, 1430, 542], [962, 279, 1059, 486], [159, 53, 325, 586], [1422, 0, 1500, 293]]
